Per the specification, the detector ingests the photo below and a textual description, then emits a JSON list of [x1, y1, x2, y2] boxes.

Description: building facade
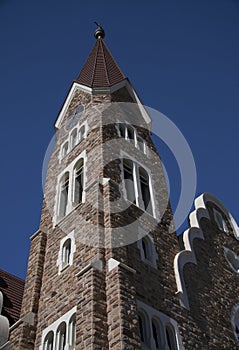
[[4, 26, 239, 349]]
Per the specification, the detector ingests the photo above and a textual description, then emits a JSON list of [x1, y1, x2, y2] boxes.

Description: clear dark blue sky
[[0, 0, 239, 279]]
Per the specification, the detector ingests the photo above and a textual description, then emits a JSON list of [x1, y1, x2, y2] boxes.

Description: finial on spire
[[94, 21, 105, 39]]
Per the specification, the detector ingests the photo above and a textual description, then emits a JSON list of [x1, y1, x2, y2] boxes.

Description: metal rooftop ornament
[[94, 21, 105, 39]]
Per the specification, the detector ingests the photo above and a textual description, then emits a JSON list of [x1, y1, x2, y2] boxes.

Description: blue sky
[[0, 0, 239, 279]]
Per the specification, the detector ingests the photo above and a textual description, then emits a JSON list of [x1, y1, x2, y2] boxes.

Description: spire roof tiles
[[77, 37, 125, 88]]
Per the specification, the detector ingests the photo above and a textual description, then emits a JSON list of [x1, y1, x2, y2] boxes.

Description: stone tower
[[8, 27, 239, 350]]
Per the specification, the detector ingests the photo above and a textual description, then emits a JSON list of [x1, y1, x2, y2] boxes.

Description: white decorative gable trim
[[54, 79, 151, 129], [174, 192, 239, 310], [55, 82, 90, 130]]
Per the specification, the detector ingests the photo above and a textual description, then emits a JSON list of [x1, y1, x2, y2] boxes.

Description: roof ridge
[[90, 38, 100, 87], [102, 39, 125, 84], [101, 39, 110, 86]]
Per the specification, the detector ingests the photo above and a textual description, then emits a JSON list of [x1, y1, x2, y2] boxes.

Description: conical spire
[[77, 26, 125, 88]]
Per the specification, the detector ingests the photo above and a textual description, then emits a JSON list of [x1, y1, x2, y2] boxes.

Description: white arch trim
[[174, 192, 239, 310]]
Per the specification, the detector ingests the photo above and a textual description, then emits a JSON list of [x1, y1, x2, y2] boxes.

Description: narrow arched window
[[224, 248, 239, 273], [70, 128, 78, 149], [127, 125, 135, 142], [62, 141, 68, 159], [139, 167, 152, 214], [138, 311, 149, 346], [137, 135, 146, 153], [58, 172, 69, 218], [56, 322, 66, 350], [214, 209, 229, 234], [43, 331, 54, 350], [123, 159, 136, 204], [231, 305, 239, 343], [142, 237, 151, 260], [166, 323, 177, 350], [79, 125, 85, 141], [68, 313, 76, 348], [118, 123, 126, 138], [138, 313, 146, 343], [62, 239, 71, 267], [152, 319, 162, 349], [73, 159, 84, 205]]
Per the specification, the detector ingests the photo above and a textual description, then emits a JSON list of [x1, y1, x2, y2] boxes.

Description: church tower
[[8, 25, 183, 349], [7, 24, 239, 350]]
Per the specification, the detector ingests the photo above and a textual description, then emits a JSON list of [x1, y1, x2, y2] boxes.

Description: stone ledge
[[75, 259, 103, 277], [108, 258, 136, 274]]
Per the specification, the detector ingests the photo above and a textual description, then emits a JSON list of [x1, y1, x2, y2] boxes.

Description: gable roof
[[76, 37, 125, 88], [0, 269, 25, 325]]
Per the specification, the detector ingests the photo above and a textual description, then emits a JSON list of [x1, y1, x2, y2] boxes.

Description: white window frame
[[72, 159, 84, 206], [40, 306, 77, 350], [59, 121, 88, 162], [61, 141, 69, 160], [223, 247, 239, 274], [120, 152, 156, 217], [54, 151, 87, 225], [136, 134, 147, 155], [138, 309, 151, 348], [57, 231, 76, 274], [43, 330, 54, 350], [55, 322, 66, 350], [70, 128, 78, 149], [57, 172, 70, 220], [137, 300, 184, 350], [231, 304, 239, 345], [137, 229, 158, 267], [213, 208, 229, 234]]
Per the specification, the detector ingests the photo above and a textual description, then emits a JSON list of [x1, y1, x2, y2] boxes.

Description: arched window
[[56, 322, 66, 350], [123, 159, 136, 204], [127, 125, 135, 142], [70, 128, 78, 149], [118, 123, 126, 138], [138, 313, 146, 343], [224, 247, 239, 273], [138, 231, 158, 267], [214, 209, 229, 234], [138, 311, 149, 346], [139, 166, 152, 214], [137, 135, 146, 153], [165, 323, 177, 350], [122, 158, 154, 216], [43, 331, 54, 350], [58, 231, 76, 274], [231, 304, 239, 343], [73, 159, 84, 205], [68, 313, 76, 348], [58, 172, 69, 219], [62, 141, 68, 159], [152, 318, 163, 349], [62, 239, 71, 267], [79, 125, 85, 141], [142, 236, 151, 261]]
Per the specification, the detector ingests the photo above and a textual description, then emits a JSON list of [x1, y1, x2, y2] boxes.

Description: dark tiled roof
[[0, 269, 25, 325], [77, 37, 125, 88]]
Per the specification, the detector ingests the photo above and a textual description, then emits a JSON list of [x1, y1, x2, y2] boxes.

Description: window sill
[[60, 138, 86, 163], [60, 263, 70, 273], [55, 202, 83, 227], [125, 198, 157, 221], [142, 258, 157, 269]]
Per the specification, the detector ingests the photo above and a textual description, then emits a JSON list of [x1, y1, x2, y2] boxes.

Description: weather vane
[[94, 21, 105, 39]]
